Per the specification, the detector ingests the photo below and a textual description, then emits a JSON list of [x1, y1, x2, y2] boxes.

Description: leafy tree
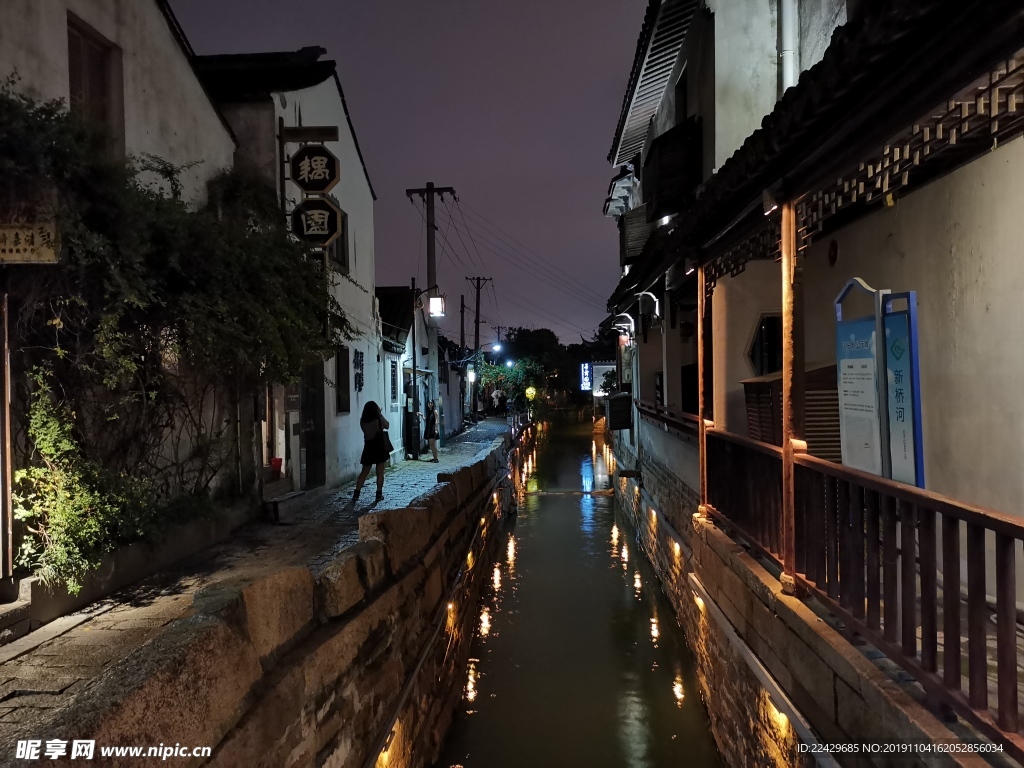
[[1, 78, 350, 591]]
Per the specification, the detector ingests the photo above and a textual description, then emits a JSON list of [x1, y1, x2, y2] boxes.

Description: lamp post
[[410, 278, 445, 460]]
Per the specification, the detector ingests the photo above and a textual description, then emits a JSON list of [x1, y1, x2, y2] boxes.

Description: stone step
[[264, 490, 307, 523], [0, 599, 31, 645]]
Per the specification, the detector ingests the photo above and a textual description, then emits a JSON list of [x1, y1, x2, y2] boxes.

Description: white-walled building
[[0, 0, 236, 201], [196, 47, 380, 490]]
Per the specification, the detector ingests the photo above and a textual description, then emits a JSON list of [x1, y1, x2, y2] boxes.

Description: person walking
[[354, 401, 391, 503], [419, 400, 440, 463]]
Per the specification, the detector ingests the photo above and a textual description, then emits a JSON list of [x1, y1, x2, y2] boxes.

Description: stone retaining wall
[[612, 431, 972, 768], [9, 435, 514, 768]]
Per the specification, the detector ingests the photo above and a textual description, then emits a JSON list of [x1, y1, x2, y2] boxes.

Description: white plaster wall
[[276, 76, 377, 486], [0, 0, 235, 202], [798, 0, 846, 71], [706, 0, 778, 169], [803, 135, 1024, 515], [712, 260, 780, 435]]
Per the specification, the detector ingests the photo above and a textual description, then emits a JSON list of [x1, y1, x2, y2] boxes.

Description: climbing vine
[[1, 77, 351, 591]]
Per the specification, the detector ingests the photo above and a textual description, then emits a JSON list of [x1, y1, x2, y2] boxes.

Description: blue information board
[[883, 294, 924, 487]]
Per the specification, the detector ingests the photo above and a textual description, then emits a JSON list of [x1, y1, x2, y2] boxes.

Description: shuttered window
[[68, 22, 112, 129], [335, 346, 351, 414]]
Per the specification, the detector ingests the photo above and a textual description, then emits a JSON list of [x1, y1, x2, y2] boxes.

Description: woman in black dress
[[353, 401, 391, 502], [421, 400, 440, 463]]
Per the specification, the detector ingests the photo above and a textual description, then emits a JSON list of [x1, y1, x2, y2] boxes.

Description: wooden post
[[696, 266, 708, 515], [780, 202, 804, 593]]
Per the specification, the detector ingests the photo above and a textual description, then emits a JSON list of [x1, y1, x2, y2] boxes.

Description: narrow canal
[[436, 422, 721, 768]]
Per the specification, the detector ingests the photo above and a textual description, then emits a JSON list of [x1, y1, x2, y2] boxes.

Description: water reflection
[[437, 424, 720, 768]]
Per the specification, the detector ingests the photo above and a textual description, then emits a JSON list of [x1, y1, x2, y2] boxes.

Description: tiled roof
[[376, 286, 414, 352]]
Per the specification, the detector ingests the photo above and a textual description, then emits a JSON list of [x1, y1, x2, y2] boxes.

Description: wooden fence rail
[[705, 433, 1024, 759]]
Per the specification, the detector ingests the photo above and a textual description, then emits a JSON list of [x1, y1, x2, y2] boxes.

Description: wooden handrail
[[635, 399, 700, 435], [706, 426, 783, 459], [795, 453, 1024, 540]]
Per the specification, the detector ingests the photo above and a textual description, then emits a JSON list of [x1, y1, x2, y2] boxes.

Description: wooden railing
[[706, 429, 783, 560], [636, 399, 699, 441], [705, 431, 1024, 758]]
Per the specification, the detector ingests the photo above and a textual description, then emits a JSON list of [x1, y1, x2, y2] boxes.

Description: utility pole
[[460, 295, 466, 422], [490, 325, 507, 364], [410, 277, 420, 460], [466, 277, 492, 423], [405, 182, 455, 424]]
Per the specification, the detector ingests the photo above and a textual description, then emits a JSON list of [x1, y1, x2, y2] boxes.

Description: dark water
[[435, 424, 721, 768]]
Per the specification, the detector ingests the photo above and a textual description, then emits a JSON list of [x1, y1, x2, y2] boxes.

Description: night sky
[[170, 0, 645, 343]]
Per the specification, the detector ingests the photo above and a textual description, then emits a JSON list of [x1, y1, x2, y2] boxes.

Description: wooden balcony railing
[[635, 399, 699, 441], [705, 432, 1024, 759]]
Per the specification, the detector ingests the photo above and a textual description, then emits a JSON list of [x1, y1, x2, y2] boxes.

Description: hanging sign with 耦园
[[835, 316, 883, 476], [289, 145, 339, 195], [291, 197, 343, 247], [883, 293, 924, 486]]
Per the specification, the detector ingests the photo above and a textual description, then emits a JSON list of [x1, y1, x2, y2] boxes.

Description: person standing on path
[[419, 400, 440, 462], [354, 401, 391, 502]]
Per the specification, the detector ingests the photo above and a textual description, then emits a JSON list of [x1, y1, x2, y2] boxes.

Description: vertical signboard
[[835, 316, 883, 475], [580, 362, 593, 392], [883, 293, 924, 487]]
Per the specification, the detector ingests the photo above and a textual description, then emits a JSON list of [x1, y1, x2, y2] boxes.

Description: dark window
[[390, 360, 398, 402], [335, 346, 350, 414], [67, 19, 121, 148], [328, 211, 350, 275], [748, 315, 783, 376]]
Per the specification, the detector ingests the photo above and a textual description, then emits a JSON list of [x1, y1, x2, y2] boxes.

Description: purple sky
[[170, 0, 644, 343]]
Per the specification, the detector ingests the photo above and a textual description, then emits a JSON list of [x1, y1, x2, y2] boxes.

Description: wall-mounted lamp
[[428, 295, 446, 317], [614, 313, 635, 334], [635, 291, 660, 318], [762, 188, 779, 216], [467, 370, 477, 383]]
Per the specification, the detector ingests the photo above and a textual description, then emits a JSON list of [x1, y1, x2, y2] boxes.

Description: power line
[[435, 209, 606, 311], [459, 202, 609, 305]]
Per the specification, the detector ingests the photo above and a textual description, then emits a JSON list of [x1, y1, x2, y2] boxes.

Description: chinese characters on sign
[[835, 318, 883, 476], [0, 222, 59, 264], [289, 145, 339, 195], [290, 198, 343, 247], [883, 305, 923, 486], [353, 350, 364, 393], [580, 363, 593, 392]]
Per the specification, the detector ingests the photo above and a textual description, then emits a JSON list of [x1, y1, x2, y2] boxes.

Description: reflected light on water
[[673, 674, 685, 707], [492, 564, 501, 591], [507, 537, 516, 569], [650, 616, 660, 643], [611, 524, 619, 546], [465, 661, 478, 703], [479, 607, 491, 637], [621, 543, 629, 570], [633, 571, 642, 598]]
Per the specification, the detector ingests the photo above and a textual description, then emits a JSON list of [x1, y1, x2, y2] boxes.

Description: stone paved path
[[0, 419, 510, 739]]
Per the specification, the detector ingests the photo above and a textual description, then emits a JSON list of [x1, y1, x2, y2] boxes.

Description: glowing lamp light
[[467, 370, 477, 383], [505, 360, 514, 368], [428, 296, 445, 317], [525, 386, 537, 401], [493, 343, 502, 352]]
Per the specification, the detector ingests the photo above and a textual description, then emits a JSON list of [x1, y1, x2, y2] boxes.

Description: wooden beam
[[780, 201, 804, 593]]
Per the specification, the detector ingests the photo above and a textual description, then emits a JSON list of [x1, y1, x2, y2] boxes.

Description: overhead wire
[[435, 207, 605, 312], [459, 201, 609, 305]]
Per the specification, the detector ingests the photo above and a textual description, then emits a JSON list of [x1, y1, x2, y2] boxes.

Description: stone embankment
[[613, 432, 979, 768], [2, 423, 521, 768]]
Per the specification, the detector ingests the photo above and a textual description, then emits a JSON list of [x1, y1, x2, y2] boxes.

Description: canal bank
[[0, 421, 523, 768], [436, 424, 721, 768]]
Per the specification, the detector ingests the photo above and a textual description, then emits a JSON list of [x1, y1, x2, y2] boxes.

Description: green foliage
[[1, 77, 348, 591], [600, 369, 618, 395], [479, 358, 546, 403], [13, 371, 159, 595]]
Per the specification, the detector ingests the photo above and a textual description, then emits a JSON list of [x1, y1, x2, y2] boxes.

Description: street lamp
[[410, 277, 444, 460], [505, 360, 514, 368]]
